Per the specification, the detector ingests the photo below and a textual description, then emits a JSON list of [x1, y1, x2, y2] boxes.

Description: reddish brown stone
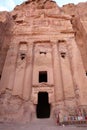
[[0, 0, 87, 123]]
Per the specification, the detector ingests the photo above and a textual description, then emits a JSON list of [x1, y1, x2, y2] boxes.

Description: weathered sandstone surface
[[0, 0, 87, 123], [62, 2, 87, 71]]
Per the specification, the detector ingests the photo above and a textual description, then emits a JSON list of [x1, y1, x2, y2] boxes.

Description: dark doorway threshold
[[36, 92, 50, 118]]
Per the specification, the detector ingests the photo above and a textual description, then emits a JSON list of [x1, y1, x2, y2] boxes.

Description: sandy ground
[[0, 119, 87, 130]]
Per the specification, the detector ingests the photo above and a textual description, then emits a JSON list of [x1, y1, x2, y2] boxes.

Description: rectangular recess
[[39, 71, 47, 83]]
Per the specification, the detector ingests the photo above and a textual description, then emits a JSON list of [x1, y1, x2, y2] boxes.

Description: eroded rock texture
[[62, 2, 87, 71], [0, 12, 13, 78], [0, 0, 87, 123]]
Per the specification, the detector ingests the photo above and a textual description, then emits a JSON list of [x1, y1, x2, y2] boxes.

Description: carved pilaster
[[7, 44, 19, 90], [23, 43, 34, 100], [0, 43, 18, 92], [52, 43, 63, 102], [59, 41, 75, 101], [12, 43, 27, 97]]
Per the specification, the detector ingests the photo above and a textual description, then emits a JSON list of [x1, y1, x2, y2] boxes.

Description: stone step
[[30, 118, 56, 126]]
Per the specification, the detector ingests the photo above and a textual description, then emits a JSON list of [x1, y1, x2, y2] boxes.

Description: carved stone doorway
[[36, 92, 50, 118]]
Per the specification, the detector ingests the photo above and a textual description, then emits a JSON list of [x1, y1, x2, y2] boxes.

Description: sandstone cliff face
[[0, 12, 13, 78], [0, 0, 87, 123], [62, 2, 87, 72], [0, 0, 66, 123], [1, 1, 87, 75]]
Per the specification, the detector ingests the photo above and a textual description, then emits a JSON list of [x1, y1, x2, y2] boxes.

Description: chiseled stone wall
[[0, 0, 87, 122]]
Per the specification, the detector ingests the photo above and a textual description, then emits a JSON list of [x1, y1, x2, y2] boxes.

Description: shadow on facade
[[36, 92, 50, 118]]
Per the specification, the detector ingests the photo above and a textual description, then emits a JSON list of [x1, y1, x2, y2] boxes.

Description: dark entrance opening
[[36, 92, 50, 118], [39, 71, 47, 83]]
